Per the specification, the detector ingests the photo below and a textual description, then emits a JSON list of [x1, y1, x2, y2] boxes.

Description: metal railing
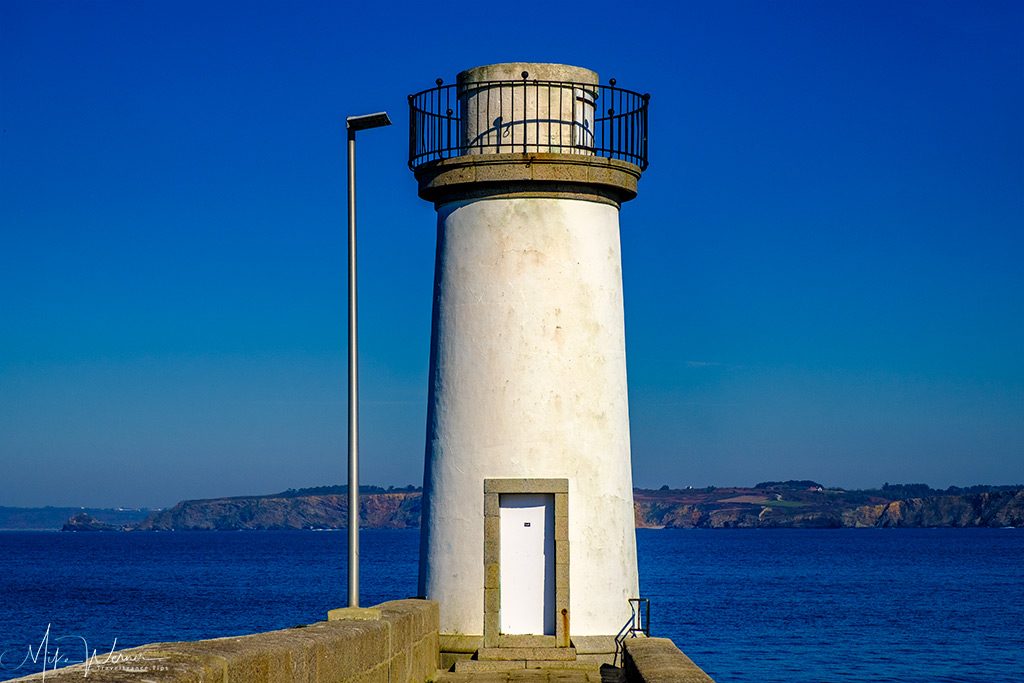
[[408, 75, 649, 170], [614, 597, 651, 666]]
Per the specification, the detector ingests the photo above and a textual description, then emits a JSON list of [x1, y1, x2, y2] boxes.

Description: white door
[[499, 493, 555, 635]]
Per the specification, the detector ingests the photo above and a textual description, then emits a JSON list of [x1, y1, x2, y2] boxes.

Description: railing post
[[446, 108, 454, 159], [434, 79, 443, 162], [521, 71, 529, 155], [570, 80, 576, 152], [642, 93, 650, 169], [407, 95, 416, 166]]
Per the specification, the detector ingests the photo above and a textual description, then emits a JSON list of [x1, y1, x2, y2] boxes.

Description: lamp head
[[347, 112, 392, 131]]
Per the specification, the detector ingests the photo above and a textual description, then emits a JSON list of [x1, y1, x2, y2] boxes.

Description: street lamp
[[345, 111, 391, 609]]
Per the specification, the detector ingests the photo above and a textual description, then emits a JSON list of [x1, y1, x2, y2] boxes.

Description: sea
[[0, 528, 1021, 682]]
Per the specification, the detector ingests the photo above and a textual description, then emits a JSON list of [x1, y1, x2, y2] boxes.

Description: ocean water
[[1, 528, 1021, 682], [638, 529, 1024, 682]]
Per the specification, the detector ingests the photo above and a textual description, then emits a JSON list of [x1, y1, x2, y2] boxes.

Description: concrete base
[[478, 646, 576, 661], [439, 633, 484, 653], [572, 635, 618, 667], [441, 651, 474, 671], [439, 634, 620, 672], [453, 659, 604, 674], [572, 635, 617, 654], [455, 660, 528, 673], [452, 643, 609, 675], [327, 606, 382, 621], [439, 634, 483, 670]]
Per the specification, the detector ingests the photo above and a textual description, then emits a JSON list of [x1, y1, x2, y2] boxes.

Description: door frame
[[483, 478, 569, 648]]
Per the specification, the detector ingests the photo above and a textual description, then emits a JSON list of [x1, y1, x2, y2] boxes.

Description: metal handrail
[[408, 76, 649, 170], [613, 597, 651, 667]]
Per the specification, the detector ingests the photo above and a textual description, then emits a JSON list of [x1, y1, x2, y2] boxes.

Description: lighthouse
[[408, 63, 649, 654]]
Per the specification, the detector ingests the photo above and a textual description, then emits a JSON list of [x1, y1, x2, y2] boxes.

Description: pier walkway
[[5, 599, 714, 683], [436, 666, 622, 682]]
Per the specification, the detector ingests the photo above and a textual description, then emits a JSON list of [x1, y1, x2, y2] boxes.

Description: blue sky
[[2, 1, 1022, 507]]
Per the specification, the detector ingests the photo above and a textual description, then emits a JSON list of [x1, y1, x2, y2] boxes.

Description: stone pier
[[5, 600, 715, 683]]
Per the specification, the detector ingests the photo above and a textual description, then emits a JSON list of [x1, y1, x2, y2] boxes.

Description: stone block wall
[[8, 599, 439, 683], [622, 637, 716, 683]]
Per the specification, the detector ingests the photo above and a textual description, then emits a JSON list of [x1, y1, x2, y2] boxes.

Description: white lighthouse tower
[[409, 63, 649, 659]]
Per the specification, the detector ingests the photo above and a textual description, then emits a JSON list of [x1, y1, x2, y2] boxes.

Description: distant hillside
[[133, 492, 421, 531], [0, 506, 152, 530], [207, 484, 422, 500], [47, 483, 1024, 531], [633, 486, 1024, 529]]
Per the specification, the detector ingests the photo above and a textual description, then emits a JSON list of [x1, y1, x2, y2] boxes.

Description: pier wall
[[8, 599, 439, 683], [622, 637, 716, 683]]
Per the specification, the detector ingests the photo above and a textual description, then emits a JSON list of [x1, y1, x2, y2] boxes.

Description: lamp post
[[345, 111, 391, 609]]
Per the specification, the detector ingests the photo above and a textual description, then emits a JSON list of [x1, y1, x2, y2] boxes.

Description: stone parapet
[[414, 153, 642, 207], [6, 599, 439, 683], [622, 638, 716, 683]]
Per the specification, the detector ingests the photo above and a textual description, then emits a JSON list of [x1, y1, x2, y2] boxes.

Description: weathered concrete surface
[[438, 668, 608, 682], [414, 153, 641, 207], [457, 63, 598, 157], [419, 194, 639, 637], [570, 636, 617, 668], [327, 607, 382, 621], [621, 638, 715, 683], [6, 599, 439, 683], [477, 647, 576, 661]]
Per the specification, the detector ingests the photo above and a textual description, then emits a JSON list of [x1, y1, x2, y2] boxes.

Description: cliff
[[133, 492, 421, 531], [631, 486, 1024, 529], [866, 490, 1024, 528]]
